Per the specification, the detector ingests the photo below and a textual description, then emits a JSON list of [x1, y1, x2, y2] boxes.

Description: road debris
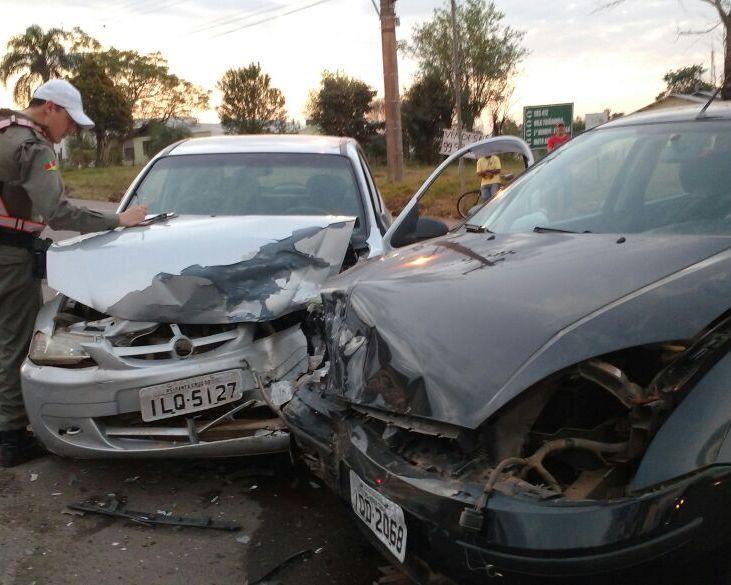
[[68, 495, 241, 531], [29, 473, 38, 482], [236, 534, 251, 544], [373, 565, 411, 585], [249, 547, 323, 585]]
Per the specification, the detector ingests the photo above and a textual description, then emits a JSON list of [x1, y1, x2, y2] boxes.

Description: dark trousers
[[0, 259, 41, 431]]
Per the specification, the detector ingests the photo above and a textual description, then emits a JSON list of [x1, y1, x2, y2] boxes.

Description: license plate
[[139, 369, 243, 422], [350, 470, 407, 562]]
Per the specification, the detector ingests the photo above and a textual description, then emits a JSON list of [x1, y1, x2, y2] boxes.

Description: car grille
[[110, 323, 240, 362]]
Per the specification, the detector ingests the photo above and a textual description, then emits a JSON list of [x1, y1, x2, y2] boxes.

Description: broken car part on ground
[[280, 106, 731, 583]]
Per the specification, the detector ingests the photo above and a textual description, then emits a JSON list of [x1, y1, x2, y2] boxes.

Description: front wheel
[[457, 189, 483, 219]]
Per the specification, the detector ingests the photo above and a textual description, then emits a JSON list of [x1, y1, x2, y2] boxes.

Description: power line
[[99, 0, 186, 24], [213, 0, 334, 37], [190, 3, 287, 35], [369, 0, 380, 16], [134, 0, 189, 17], [98, 0, 154, 23]]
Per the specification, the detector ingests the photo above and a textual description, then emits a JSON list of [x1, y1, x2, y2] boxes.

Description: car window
[[644, 132, 714, 202], [472, 121, 731, 235], [132, 153, 366, 234]]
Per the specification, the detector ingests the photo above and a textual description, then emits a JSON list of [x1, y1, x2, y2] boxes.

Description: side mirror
[[391, 212, 448, 248], [414, 217, 449, 241]]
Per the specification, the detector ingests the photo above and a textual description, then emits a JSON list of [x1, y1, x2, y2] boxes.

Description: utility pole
[[450, 0, 465, 194], [380, 0, 404, 182]]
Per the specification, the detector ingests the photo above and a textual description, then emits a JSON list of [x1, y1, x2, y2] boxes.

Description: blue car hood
[[321, 231, 731, 429]]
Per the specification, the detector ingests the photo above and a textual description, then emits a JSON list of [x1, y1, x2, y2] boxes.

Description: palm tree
[[0, 25, 76, 105]]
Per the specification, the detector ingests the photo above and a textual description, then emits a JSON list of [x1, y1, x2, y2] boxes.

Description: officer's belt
[[0, 227, 38, 250]]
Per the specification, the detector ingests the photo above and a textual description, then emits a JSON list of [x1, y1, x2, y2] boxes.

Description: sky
[[0, 0, 725, 128]]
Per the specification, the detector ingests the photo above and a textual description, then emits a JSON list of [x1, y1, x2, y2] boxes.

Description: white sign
[[439, 127, 484, 157], [585, 112, 609, 130]]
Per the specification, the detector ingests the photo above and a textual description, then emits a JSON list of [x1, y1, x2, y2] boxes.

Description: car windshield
[[132, 152, 365, 233], [470, 120, 731, 235]]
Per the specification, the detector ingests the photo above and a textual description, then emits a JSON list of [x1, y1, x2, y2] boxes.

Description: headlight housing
[[28, 331, 95, 367]]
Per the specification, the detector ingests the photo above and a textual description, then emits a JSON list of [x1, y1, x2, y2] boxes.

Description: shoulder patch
[[43, 159, 59, 171]]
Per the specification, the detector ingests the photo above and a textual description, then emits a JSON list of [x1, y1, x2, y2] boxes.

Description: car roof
[[601, 102, 731, 130], [168, 134, 353, 156]]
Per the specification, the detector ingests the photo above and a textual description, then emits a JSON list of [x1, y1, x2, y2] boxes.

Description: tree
[[407, 0, 526, 130], [307, 71, 377, 142], [402, 73, 453, 163], [144, 120, 191, 157], [573, 117, 586, 135], [500, 117, 521, 137], [488, 84, 516, 136], [0, 25, 78, 104], [657, 64, 714, 100], [602, 1, 731, 100], [96, 49, 210, 124], [71, 57, 132, 165], [216, 64, 287, 134]]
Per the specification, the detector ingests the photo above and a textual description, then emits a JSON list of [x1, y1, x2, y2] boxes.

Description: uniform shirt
[[476, 155, 502, 187], [547, 133, 571, 152], [0, 111, 119, 262]]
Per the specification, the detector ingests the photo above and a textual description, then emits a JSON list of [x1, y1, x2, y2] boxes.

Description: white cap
[[33, 79, 94, 129]]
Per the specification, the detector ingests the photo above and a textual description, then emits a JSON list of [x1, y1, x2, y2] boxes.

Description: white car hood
[[48, 215, 355, 324]]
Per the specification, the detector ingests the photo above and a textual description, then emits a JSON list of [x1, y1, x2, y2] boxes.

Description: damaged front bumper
[[21, 296, 308, 458], [22, 215, 359, 459], [283, 385, 731, 583]]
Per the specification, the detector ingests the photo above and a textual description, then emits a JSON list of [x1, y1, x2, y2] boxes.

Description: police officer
[[0, 79, 147, 467]]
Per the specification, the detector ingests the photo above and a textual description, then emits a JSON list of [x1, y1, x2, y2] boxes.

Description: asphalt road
[[0, 455, 384, 585]]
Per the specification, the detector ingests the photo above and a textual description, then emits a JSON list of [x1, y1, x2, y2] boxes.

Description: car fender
[[632, 351, 731, 491]]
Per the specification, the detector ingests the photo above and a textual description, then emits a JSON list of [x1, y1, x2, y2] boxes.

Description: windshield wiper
[[465, 223, 494, 234], [533, 226, 590, 234]]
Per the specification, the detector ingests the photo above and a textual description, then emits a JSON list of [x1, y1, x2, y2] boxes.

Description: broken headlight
[[28, 331, 95, 367]]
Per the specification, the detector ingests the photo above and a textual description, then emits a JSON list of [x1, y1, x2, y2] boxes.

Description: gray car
[[21, 133, 534, 459], [281, 104, 731, 582]]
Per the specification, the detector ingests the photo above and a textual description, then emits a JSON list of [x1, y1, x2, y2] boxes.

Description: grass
[[373, 161, 523, 219], [61, 158, 525, 218], [62, 164, 144, 202]]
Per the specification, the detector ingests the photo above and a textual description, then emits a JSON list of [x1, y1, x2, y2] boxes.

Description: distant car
[[281, 104, 731, 582]]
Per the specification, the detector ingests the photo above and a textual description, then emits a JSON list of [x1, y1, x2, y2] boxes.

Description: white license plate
[[139, 369, 243, 422], [350, 470, 407, 562]]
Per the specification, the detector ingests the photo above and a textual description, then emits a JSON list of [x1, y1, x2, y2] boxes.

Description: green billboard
[[523, 103, 574, 149]]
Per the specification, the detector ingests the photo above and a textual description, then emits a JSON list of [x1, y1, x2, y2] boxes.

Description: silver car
[[21, 134, 534, 459], [21, 135, 392, 458]]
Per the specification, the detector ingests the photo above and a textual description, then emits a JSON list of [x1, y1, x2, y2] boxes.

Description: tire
[[457, 189, 482, 219]]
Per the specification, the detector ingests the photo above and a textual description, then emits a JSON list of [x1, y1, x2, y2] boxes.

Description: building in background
[[119, 118, 225, 166], [635, 90, 715, 114]]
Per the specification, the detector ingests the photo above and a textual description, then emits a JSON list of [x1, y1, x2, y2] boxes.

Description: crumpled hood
[[322, 231, 731, 429], [48, 215, 355, 324]]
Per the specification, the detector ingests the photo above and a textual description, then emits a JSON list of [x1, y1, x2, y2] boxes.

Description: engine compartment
[[323, 312, 731, 504]]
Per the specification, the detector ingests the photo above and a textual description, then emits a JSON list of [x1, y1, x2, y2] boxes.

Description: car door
[[382, 135, 534, 250]]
